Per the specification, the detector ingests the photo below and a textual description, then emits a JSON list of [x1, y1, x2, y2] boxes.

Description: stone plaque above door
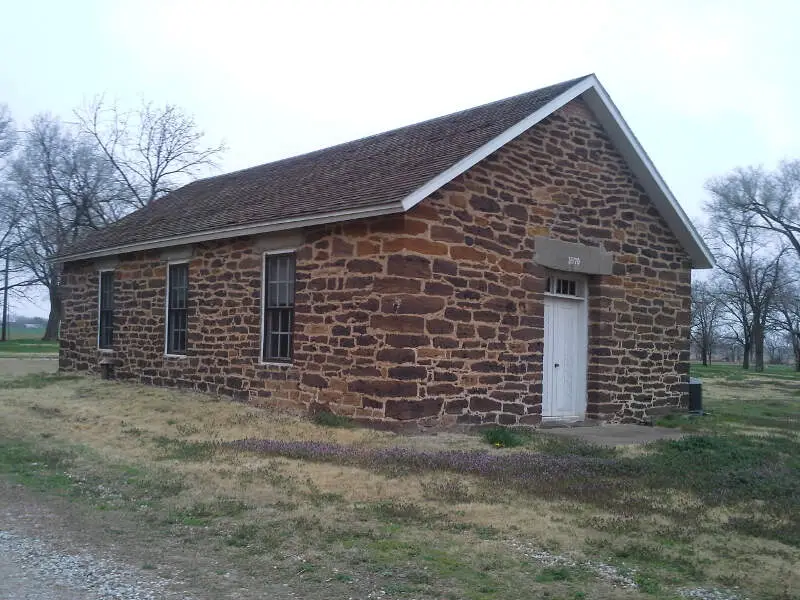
[[533, 236, 613, 275]]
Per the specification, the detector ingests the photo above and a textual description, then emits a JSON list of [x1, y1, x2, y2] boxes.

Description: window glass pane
[[270, 333, 280, 358], [167, 264, 189, 354], [280, 282, 289, 306], [269, 258, 279, 282], [264, 254, 295, 361], [99, 272, 114, 348]]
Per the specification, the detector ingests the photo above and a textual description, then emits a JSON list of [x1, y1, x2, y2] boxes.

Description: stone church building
[[56, 75, 713, 426]]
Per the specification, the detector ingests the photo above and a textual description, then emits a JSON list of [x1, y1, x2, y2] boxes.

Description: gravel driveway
[[0, 481, 200, 600], [0, 531, 182, 600]]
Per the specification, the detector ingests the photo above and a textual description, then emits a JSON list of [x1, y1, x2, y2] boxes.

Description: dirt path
[[0, 481, 192, 599], [0, 481, 297, 600]]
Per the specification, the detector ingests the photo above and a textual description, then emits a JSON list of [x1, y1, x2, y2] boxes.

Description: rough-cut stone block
[[384, 237, 449, 256], [387, 254, 431, 278], [426, 319, 454, 334], [470, 396, 501, 412], [432, 258, 458, 275], [385, 334, 430, 347], [428, 383, 461, 396], [388, 366, 427, 380], [301, 373, 327, 388], [450, 245, 486, 262], [373, 277, 421, 294], [370, 314, 424, 333], [444, 307, 471, 322], [380, 295, 445, 315], [347, 259, 382, 273], [385, 397, 443, 420], [376, 348, 416, 363], [349, 380, 417, 397]]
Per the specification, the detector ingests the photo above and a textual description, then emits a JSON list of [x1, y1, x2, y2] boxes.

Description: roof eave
[[58, 75, 714, 270], [53, 201, 406, 264]]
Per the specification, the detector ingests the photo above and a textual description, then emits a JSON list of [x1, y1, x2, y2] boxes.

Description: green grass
[[5, 325, 47, 338], [535, 566, 577, 583], [0, 439, 75, 493], [0, 337, 58, 355], [691, 362, 800, 381], [481, 426, 526, 448], [171, 498, 249, 527], [310, 411, 354, 428]]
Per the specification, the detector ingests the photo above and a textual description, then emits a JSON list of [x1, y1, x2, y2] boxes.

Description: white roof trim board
[[400, 75, 713, 268], [57, 75, 713, 268]]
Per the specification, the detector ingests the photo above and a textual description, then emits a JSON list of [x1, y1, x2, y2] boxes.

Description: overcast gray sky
[[2, 0, 799, 317]]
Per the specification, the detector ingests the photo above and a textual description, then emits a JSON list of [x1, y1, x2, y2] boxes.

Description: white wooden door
[[542, 294, 587, 420]]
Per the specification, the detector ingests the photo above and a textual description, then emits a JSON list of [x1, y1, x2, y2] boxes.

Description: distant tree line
[[692, 162, 800, 371], [0, 98, 225, 340]]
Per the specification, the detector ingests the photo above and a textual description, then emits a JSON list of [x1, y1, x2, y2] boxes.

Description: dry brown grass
[[1, 372, 798, 599], [0, 357, 58, 376]]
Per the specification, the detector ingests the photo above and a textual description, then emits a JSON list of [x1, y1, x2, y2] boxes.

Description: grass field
[[0, 364, 797, 599], [691, 362, 800, 380], [0, 326, 58, 356]]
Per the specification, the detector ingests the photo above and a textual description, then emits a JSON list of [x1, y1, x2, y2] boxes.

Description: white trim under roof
[[56, 75, 714, 268], [399, 77, 595, 211], [57, 202, 405, 263]]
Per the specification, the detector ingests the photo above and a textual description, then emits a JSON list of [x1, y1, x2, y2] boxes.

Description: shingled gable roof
[[58, 75, 714, 268]]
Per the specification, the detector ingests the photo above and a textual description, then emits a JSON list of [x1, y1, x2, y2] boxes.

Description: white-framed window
[[97, 270, 114, 349], [261, 251, 296, 363], [165, 262, 189, 355], [545, 275, 584, 298]]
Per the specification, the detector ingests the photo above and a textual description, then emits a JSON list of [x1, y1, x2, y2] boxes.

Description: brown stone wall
[[60, 98, 691, 425]]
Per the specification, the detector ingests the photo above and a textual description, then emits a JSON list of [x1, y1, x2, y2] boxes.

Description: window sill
[[98, 348, 115, 353], [259, 361, 293, 368], [542, 292, 585, 301], [164, 354, 189, 359]]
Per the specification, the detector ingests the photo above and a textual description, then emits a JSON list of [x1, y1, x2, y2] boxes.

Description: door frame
[[541, 273, 589, 422]]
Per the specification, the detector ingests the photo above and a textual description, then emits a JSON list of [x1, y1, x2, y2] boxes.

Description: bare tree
[[75, 98, 226, 208], [0, 191, 32, 288], [0, 104, 15, 164], [10, 114, 127, 339], [0, 106, 20, 251], [0, 107, 34, 335], [716, 277, 753, 367], [712, 162, 800, 261], [704, 187, 785, 372], [691, 278, 724, 366], [771, 280, 800, 371]]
